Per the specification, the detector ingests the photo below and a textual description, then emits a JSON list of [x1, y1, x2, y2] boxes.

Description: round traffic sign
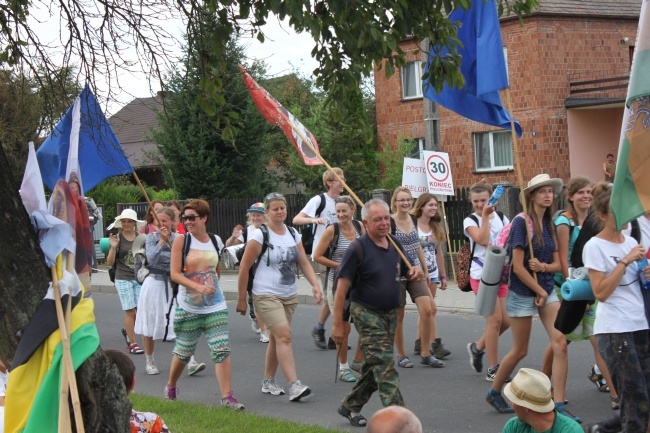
[[426, 154, 450, 182]]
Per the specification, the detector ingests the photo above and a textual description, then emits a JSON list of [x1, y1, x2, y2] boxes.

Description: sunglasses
[[264, 192, 285, 203], [181, 214, 200, 222], [335, 197, 352, 204]]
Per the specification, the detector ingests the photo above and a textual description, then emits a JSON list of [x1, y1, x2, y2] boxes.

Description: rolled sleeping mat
[[561, 279, 595, 301], [99, 237, 111, 254], [571, 267, 589, 280], [475, 246, 507, 317]]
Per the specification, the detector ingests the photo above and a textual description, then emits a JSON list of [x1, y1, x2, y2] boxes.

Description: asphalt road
[[94, 293, 612, 432]]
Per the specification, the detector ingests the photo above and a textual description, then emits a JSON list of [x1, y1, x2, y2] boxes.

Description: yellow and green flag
[[612, 0, 650, 230]]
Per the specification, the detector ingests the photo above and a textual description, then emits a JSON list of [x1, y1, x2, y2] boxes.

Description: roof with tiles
[[504, 0, 641, 19], [109, 94, 164, 168]]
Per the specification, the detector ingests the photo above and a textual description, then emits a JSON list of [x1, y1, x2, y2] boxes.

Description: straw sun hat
[[523, 174, 563, 195], [107, 208, 146, 230], [503, 368, 555, 413]]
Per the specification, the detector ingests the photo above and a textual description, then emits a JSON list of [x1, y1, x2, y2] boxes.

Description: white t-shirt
[[236, 225, 258, 243], [583, 236, 649, 334], [637, 215, 650, 249], [463, 213, 509, 280], [0, 370, 7, 398], [178, 234, 227, 314], [299, 193, 337, 258], [251, 226, 303, 297]]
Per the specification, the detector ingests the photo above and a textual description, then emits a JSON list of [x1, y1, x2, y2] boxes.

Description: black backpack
[[324, 220, 363, 290], [300, 193, 327, 255], [171, 233, 222, 294]]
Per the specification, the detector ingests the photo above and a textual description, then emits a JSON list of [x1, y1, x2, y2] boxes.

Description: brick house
[[375, 0, 641, 187]]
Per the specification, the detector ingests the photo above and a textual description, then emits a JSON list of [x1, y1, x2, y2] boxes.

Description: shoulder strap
[[287, 226, 298, 241], [242, 227, 248, 243], [259, 224, 273, 266], [315, 193, 327, 218], [496, 211, 505, 224], [352, 219, 362, 236], [332, 222, 341, 245], [207, 233, 221, 255], [410, 214, 417, 226], [181, 233, 192, 273], [390, 216, 397, 235]]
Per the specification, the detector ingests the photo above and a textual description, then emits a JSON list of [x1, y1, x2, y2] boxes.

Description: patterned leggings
[[597, 330, 650, 433], [172, 307, 230, 364]]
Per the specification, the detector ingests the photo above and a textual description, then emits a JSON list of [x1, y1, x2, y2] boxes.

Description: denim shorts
[[430, 277, 441, 284], [506, 289, 559, 318]]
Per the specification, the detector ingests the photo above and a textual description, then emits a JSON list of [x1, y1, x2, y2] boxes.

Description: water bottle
[[638, 257, 650, 290], [488, 185, 504, 206]]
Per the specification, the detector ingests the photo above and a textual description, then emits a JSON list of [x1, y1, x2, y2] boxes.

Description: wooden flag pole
[[505, 88, 536, 281], [286, 121, 414, 270], [440, 200, 457, 283], [65, 252, 85, 433]]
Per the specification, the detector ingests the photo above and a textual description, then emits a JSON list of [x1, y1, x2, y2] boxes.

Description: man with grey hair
[[332, 199, 423, 427], [366, 406, 423, 433]]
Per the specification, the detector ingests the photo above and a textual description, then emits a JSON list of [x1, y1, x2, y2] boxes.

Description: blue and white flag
[[36, 84, 133, 193], [424, 0, 522, 137]]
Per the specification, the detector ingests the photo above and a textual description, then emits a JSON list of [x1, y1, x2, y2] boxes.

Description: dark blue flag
[[37, 84, 133, 192], [424, 0, 522, 137]]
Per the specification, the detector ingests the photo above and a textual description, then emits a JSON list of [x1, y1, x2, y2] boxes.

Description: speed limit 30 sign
[[422, 151, 454, 195]]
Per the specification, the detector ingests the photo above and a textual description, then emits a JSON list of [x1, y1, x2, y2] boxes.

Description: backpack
[[324, 220, 363, 291], [300, 193, 327, 255], [494, 213, 534, 286], [457, 212, 505, 292], [234, 227, 250, 264], [134, 248, 149, 284], [246, 224, 299, 294], [171, 233, 223, 294]]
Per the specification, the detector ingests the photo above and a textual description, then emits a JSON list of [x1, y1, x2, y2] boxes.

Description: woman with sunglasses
[[236, 193, 323, 401], [165, 199, 244, 410], [313, 195, 365, 382], [390, 187, 444, 368]]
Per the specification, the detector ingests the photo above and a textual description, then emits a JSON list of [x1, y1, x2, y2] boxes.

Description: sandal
[[339, 369, 357, 383], [127, 343, 144, 354], [398, 356, 414, 368], [611, 396, 620, 410], [486, 391, 514, 414], [337, 405, 367, 427]]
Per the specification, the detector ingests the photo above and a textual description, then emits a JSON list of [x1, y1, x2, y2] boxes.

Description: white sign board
[[422, 151, 454, 195], [401, 158, 428, 198]]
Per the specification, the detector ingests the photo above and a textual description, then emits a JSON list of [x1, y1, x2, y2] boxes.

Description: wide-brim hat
[[246, 202, 265, 214], [107, 208, 146, 230], [503, 368, 555, 413], [523, 174, 563, 195]]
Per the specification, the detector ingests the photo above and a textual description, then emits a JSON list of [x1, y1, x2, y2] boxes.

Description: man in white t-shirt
[[293, 167, 345, 349]]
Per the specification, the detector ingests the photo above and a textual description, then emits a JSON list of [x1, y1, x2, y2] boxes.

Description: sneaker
[[261, 377, 285, 396], [164, 384, 178, 400], [327, 337, 337, 350], [588, 365, 609, 392], [468, 342, 484, 373], [555, 403, 582, 424], [610, 395, 620, 411], [431, 338, 451, 359], [250, 316, 261, 334], [187, 361, 206, 376], [486, 390, 514, 414], [414, 338, 421, 356], [221, 391, 245, 410], [420, 354, 445, 368], [289, 380, 311, 401], [349, 360, 363, 373], [260, 330, 270, 343], [339, 369, 357, 382], [311, 327, 327, 350], [486, 364, 512, 382], [145, 361, 159, 375]]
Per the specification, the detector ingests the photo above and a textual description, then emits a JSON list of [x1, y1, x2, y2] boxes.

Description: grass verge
[[131, 393, 346, 433]]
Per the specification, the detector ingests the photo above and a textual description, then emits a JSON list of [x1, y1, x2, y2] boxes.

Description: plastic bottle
[[638, 257, 650, 290], [488, 185, 505, 206]]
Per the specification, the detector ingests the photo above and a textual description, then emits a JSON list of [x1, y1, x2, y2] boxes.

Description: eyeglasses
[[264, 192, 285, 203], [395, 198, 412, 203], [335, 197, 352, 204], [181, 214, 199, 222]]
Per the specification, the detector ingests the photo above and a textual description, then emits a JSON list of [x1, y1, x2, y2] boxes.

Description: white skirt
[[135, 276, 176, 341]]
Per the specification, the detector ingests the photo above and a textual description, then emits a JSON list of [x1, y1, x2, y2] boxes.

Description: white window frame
[[401, 61, 423, 100], [473, 131, 514, 172]]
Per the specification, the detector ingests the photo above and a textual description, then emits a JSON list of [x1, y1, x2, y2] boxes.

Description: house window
[[401, 61, 422, 99], [474, 131, 513, 171]]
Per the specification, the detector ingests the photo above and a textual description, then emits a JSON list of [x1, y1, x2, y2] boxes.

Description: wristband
[[441, 276, 447, 281], [620, 259, 629, 267]]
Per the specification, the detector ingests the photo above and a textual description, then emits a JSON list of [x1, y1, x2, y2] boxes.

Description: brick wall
[[375, 15, 638, 187]]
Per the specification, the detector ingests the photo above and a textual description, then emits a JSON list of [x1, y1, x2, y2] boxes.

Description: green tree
[[153, 33, 274, 198], [378, 136, 419, 191]]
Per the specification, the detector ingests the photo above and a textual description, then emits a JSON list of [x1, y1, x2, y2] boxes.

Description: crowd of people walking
[[101, 167, 650, 432]]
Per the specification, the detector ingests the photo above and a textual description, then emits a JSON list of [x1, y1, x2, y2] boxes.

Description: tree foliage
[[378, 136, 420, 192], [152, 30, 274, 199], [1, 0, 538, 131]]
